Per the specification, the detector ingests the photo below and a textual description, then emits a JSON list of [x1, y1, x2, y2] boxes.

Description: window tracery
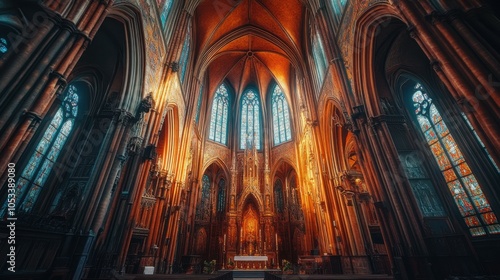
[[240, 89, 261, 150], [208, 83, 229, 145], [4, 84, 79, 213], [272, 85, 292, 145], [411, 82, 500, 236]]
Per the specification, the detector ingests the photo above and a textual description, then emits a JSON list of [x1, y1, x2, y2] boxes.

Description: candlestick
[[224, 234, 226, 248]]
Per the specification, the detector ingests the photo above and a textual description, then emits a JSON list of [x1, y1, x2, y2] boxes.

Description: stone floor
[[124, 273, 394, 280]]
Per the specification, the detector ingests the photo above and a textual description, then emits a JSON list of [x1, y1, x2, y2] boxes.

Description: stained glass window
[[0, 37, 8, 55], [312, 30, 327, 86], [195, 84, 203, 124], [330, 0, 348, 26], [160, 0, 174, 28], [240, 89, 261, 150], [179, 22, 191, 82], [2, 84, 79, 214], [272, 84, 292, 145], [217, 178, 226, 213], [208, 83, 229, 145], [274, 180, 284, 213], [411, 83, 500, 236], [196, 175, 211, 220]]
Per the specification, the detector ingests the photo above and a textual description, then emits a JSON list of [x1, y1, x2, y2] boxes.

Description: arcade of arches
[[0, 0, 500, 279]]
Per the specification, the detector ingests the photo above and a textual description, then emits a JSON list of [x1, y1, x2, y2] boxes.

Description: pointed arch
[[240, 87, 262, 150], [208, 82, 230, 145], [271, 83, 292, 145]]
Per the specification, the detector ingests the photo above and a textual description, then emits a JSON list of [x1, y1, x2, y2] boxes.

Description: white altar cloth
[[234, 256, 268, 261]]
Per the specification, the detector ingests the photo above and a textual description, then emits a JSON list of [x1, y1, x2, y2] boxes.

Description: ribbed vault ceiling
[[194, 0, 305, 101]]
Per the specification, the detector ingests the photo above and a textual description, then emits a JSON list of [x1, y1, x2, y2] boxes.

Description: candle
[[275, 233, 278, 250], [224, 234, 226, 248]]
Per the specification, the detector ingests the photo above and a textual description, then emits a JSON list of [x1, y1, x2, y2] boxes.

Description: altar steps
[[232, 269, 266, 278]]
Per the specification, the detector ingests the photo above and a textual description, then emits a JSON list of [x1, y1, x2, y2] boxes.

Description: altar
[[234, 255, 268, 269]]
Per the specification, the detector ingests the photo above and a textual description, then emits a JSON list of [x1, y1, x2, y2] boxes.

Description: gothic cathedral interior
[[1, 0, 500, 279]]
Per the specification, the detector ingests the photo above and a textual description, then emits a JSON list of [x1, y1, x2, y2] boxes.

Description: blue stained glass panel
[[434, 121, 448, 137], [3, 83, 80, 215], [417, 115, 431, 131], [34, 160, 54, 186], [424, 128, 438, 144], [0, 37, 7, 54], [208, 84, 229, 145], [23, 152, 43, 179], [15, 178, 29, 200], [20, 185, 41, 211], [240, 89, 261, 149], [52, 109, 63, 128], [272, 85, 292, 145]]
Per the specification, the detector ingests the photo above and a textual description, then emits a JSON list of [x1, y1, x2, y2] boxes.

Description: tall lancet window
[[196, 175, 211, 221], [240, 89, 261, 150], [195, 84, 203, 124], [6, 84, 80, 213], [312, 29, 327, 86], [411, 82, 500, 236], [179, 21, 191, 82], [274, 179, 284, 213], [272, 84, 292, 145], [208, 83, 229, 145], [217, 178, 226, 213]]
